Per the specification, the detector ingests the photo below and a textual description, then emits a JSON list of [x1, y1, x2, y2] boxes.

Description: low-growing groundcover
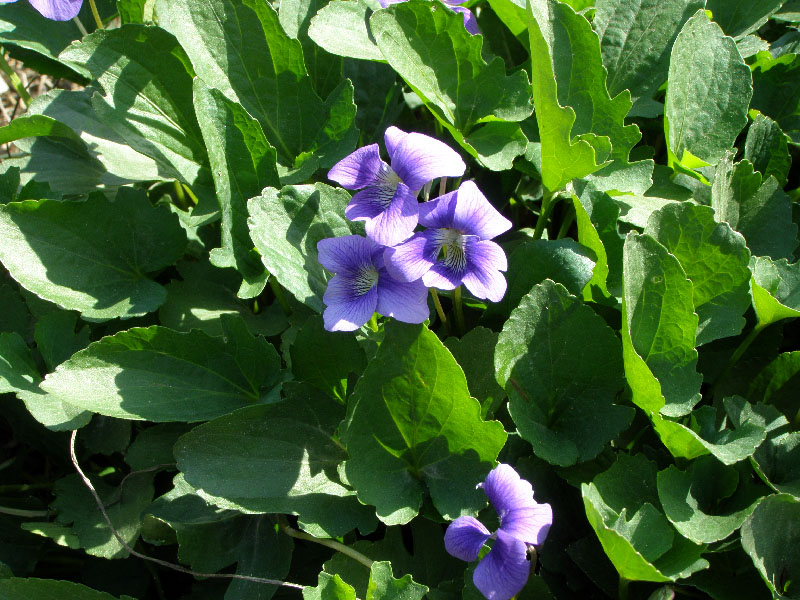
[[0, 0, 799, 598]]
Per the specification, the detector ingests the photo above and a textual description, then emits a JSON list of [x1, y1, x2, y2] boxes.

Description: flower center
[[374, 163, 402, 209], [353, 264, 380, 296], [438, 228, 468, 272]]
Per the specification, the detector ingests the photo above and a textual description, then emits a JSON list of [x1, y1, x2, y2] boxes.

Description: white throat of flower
[[438, 228, 468, 272], [353, 264, 380, 296], [375, 163, 402, 209]]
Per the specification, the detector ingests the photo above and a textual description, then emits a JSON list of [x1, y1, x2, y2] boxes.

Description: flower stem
[[438, 176, 447, 198], [453, 286, 465, 336], [269, 278, 291, 316], [88, 0, 104, 29], [430, 288, 447, 324], [72, 16, 88, 36], [532, 189, 557, 240], [279, 519, 374, 569], [618, 577, 629, 600], [556, 209, 575, 240], [0, 505, 49, 518], [0, 49, 32, 106]]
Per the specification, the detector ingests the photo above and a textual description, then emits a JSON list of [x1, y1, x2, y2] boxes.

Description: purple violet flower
[[328, 126, 466, 247], [445, 464, 553, 600], [317, 235, 429, 332], [378, 0, 480, 34], [0, 0, 82, 20], [384, 180, 512, 302]]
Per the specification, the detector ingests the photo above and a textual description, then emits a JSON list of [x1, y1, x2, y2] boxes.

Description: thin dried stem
[[69, 430, 304, 592]]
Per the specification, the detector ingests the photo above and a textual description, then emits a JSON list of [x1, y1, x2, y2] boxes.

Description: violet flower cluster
[[0, 0, 82, 20], [319, 126, 511, 332], [445, 464, 553, 600]]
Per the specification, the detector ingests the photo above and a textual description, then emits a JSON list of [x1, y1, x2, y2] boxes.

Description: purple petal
[[377, 0, 406, 6], [473, 530, 531, 600], [376, 272, 429, 323], [29, 0, 82, 20], [317, 235, 377, 276], [444, 516, 491, 562], [422, 260, 463, 291], [389, 131, 465, 192], [451, 181, 512, 240], [450, 5, 480, 35], [383, 231, 439, 282], [418, 189, 459, 229], [328, 144, 388, 190], [322, 274, 378, 332], [481, 464, 553, 546], [419, 182, 510, 239], [384, 126, 406, 157], [461, 240, 508, 303], [354, 183, 419, 247]]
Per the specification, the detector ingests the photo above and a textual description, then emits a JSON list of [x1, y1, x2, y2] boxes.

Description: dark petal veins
[[376, 271, 429, 323], [317, 235, 379, 276], [322, 274, 378, 332], [328, 144, 387, 189]]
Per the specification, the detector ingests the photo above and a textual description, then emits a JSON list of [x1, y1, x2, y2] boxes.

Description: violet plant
[[0, 0, 796, 599]]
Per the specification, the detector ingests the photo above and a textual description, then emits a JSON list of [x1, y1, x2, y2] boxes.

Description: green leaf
[[740, 494, 800, 599], [40, 316, 281, 422], [706, 0, 785, 39], [367, 561, 428, 600], [156, 0, 358, 182], [444, 327, 506, 418], [247, 183, 361, 313], [750, 52, 800, 145], [657, 456, 764, 544], [594, 0, 704, 105], [0, 188, 187, 321], [711, 154, 798, 261], [370, 0, 533, 170], [175, 382, 377, 537], [689, 405, 767, 465], [750, 256, 800, 327], [20, 522, 80, 549], [571, 180, 624, 297], [495, 280, 632, 466], [159, 260, 288, 338], [622, 233, 702, 418], [193, 80, 279, 298], [0, 114, 84, 147], [303, 573, 357, 600], [343, 322, 506, 525], [52, 472, 154, 559], [644, 203, 752, 345], [0, 332, 40, 396], [483, 239, 596, 323], [665, 10, 752, 165], [81, 416, 132, 455], [309, 0, 384, 61], [59, 27, 216, 217], [290, 315, 367, 402], [279, 0, 344, 100], [33, 311, 90, 372], [0, 578, 128, 600], [748, 352, 800, 423], [744, 113, 792, 185], [0, 283, 31, 339], [125, 423, 192, 470], [581, 454, 709, 582], [525, 0, 613, 191]]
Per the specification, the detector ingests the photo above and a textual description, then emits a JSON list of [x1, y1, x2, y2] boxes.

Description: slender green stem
[[0, 505, 49, 518], [711, 323, 764, 396], [269, 278, 291, 316], [618, 577, 629, 600], [430, 288, 447, 324], [438, 176, 447, 198], [423, 181, 432, 202], [87, 0, 104, 29], [453, 286, 465, 336], [280, 520, 374, 569], [556, 210, 575, 240], [0, 482, 52, 493], [72, 16, 88, 36], [0, 49, 32, 106], [172, 179, 190, 210], [532, 190, 557, 240]]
